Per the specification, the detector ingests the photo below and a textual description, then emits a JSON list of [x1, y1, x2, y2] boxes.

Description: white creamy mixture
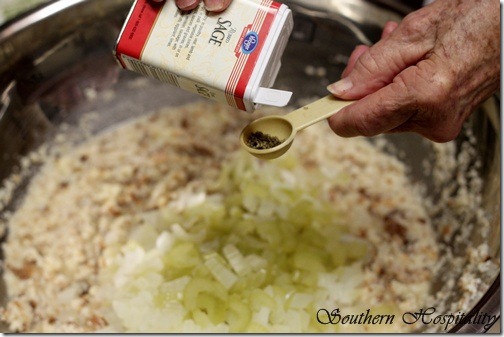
[[0, 102, 440, 333]]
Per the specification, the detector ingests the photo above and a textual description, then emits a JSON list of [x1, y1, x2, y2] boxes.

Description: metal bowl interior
[[0, 0, 500, 333]]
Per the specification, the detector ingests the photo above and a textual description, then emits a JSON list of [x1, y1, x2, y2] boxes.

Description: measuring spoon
[[240, 95, 355, 160]]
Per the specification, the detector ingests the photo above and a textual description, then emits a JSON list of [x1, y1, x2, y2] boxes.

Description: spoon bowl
[[240, 115, 297, 160], [240, 95, 355, 159]]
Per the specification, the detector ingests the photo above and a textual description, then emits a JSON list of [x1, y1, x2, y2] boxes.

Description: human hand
[[326, 0, 500, 142], [151, 0, 232, 12]]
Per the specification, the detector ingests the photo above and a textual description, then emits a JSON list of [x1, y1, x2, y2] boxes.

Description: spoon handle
[[284, 95, 355, 131]]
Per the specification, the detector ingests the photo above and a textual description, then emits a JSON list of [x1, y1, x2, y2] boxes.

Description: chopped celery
[[106, 151, 371, 332], [192, 309, 213, 328], [249, 289, 276, 311], [291, 249, 327, 273], [227, 300, 252, 332], [183, 277, 228, 311], [162, 242, 201, 271], [222, 244, 247, 275], [203, 252, 238, 290], [193, 293, 227, 325]]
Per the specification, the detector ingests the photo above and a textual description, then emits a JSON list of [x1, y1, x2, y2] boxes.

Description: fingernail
[[177, 0, 198, 10], [205, 0, 224, 11], [327, 78, 353, 96]]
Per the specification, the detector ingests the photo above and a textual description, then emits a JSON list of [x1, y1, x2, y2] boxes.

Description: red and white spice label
[[115, 0, 291, 111]]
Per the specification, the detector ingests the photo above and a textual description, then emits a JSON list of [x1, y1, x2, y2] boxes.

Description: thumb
[[204, 0, 232, 11], [327, 19, 432, 100]]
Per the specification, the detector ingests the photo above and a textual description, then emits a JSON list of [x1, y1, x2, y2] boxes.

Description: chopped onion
[[103, 152, 369, 332]]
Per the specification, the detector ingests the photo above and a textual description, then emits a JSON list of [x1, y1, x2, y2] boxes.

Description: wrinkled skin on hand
[[151, 0, 232, 12], [327, 0, 500, 142]]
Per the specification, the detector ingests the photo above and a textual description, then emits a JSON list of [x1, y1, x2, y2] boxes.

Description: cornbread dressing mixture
[[0, 102, 443, 332]]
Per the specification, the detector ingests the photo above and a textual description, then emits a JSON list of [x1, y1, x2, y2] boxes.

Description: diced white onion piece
[[288, 292, 314, 309]]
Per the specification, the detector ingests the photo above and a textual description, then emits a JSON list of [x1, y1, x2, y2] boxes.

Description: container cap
[[253, 87, 292, 107]]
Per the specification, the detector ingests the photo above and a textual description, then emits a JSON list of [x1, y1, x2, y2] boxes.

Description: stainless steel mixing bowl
[[0, 0, 499, 332]]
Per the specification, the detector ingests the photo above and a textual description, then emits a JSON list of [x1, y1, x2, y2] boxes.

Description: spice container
[[114, 0, 293, 112]]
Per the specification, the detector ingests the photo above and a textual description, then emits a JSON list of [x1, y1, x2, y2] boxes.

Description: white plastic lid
[[254, 87, 293, 107], [245, 3, 293, 111]]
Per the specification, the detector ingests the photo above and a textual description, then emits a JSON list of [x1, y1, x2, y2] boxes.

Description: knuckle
[[353, 49, 390, 87], [355, 50, 381, 77], [400, 11, 431, 41], [354, 109, 383, 137], [396, 63, 453, 108], [357, 47, 382, 76], [382, 21, 398, 36]]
